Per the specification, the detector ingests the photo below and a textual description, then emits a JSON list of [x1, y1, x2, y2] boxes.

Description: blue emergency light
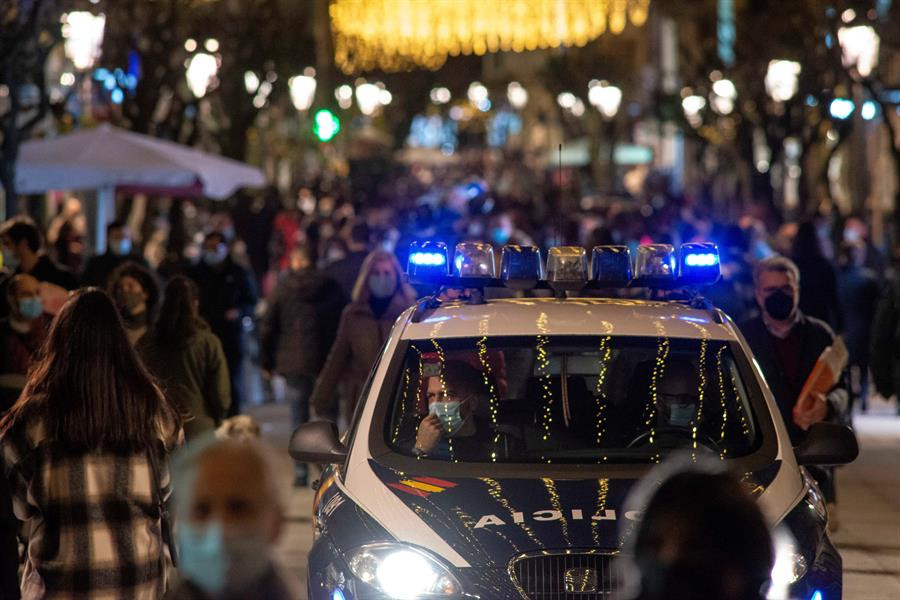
[[591, 245, 632, 285], [679, 242, 721, 285], [407, 241, 449, 277], [500, 245, 543, 289]]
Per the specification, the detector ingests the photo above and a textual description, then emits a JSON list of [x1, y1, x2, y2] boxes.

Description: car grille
[[509, 551, 624, 599]]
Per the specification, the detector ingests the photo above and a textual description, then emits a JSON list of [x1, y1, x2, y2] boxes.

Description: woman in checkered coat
[[0, 289, 182, 599]]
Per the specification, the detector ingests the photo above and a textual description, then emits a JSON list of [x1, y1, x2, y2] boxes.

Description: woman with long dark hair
[[139, 275, 231, 440], [0, 288, 181, 599]]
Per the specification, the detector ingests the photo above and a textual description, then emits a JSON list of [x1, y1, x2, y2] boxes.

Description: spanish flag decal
[[388, 476, 458, 497]]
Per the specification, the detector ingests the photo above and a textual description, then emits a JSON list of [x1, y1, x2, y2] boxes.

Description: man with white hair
[[166, 436, 301, 600]]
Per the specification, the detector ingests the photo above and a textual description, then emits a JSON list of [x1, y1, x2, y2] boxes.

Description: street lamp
[[710, 78, 737, 115], [185, 53, 218, 98], [765, 60, 801, 102], [430, 87, 452, 104], [507, 82, 528, 109], [838, 25, 880, 78], [355, 82, 381, 116], [587, 80, 622, 119], [288, 68, 317, 112], [682, 94, 706, 127], [244, 71, 260, 94], [62, 11, 106, 71]]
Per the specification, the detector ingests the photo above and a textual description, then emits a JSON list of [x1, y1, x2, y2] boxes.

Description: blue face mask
[[367, 273, 396, 299], [429, 401, 466, 436], [203, 248, 227, 266], [176, 521, 271, 598], [491, 227, 512, 244], [18, 296, 43, 321], [111, 238, 132, 256]]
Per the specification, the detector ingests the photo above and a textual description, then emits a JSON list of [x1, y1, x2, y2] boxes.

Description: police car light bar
[[406, 241, 721, 291]]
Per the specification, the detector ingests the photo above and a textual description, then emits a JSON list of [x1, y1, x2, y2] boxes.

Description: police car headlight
[[767, 532, 809, 599], [347, 542, 462, 598]]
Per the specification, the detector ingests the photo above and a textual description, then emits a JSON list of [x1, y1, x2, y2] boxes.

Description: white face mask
[[667, 403, 696, 427], [176, 521, 272, 598]]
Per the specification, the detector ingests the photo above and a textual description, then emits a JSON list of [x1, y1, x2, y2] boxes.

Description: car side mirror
[[289, 421, 348, 464], [793, 422, 859, 466]]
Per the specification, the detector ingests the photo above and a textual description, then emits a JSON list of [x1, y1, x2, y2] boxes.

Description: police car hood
[[361, 458, 782, 568]]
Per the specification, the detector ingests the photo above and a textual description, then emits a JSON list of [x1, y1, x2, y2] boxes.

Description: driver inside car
[[413, 360, 494, 460], [656, 359, 701, 429]]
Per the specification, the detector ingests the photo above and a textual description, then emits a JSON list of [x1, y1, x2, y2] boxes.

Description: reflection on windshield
[[387, 336, 759, 464]]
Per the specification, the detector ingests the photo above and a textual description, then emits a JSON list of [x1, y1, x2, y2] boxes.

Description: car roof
[[400, 297, 737, 341]]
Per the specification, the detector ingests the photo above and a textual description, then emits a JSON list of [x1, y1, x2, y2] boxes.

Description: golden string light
[[330, 0, 652, 73], [592, 478, 610, 546], [536, 313, 553, 457], [595, 335, 612, 451], [477, 320, 500, 462], [543, 478, 571, 546], [481, 477, 541, 546], [715, 346, 729, 459]]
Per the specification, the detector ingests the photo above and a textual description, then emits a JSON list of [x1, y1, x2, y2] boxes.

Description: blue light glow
[[810, 591, 823, 600], [110, 88, 124, 104], [684, 252, 719, 267], [409, 252, 447, 267], [332, 589, 346, 600], [830, 98, 855, 120], [861, 100, 877, 121]]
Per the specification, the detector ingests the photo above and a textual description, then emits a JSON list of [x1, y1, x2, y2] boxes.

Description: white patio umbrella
[[15, 123, 266, 250]]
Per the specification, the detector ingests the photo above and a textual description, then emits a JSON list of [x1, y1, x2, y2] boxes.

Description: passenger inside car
[[412, 360, 497, 460]]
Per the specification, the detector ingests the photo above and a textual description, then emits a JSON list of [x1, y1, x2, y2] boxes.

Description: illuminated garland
[[595, 335, 612, 453], [477, 319, 500, 462], [330, 0, 652, 73]]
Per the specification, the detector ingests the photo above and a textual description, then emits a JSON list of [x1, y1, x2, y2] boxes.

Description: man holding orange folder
[[740, 256, 849, 527]]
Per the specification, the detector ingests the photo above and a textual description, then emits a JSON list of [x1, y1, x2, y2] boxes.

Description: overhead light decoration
[[289, 68, 317, 112], [62, 11, 106, 71], [329, 0, 652, 73], [186, 53, 218, 98], [765, 60, 801, 102]]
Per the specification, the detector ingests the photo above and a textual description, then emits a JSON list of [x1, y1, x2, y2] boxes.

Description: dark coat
[[81, 252, 149, 288], [139, 328, 231, 440], [870, 279, 900, 398], [310, 294, 412, 419], [0, 469, 19, 600], [187, 258, 258, 359], [739, 314, 848, 442], [259, 268, 344, 378], [837, 265, 880, 365], [324, 250, 369, 303]]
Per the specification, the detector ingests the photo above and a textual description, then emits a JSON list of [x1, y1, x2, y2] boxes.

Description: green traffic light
[[313, 109, 340, 142]]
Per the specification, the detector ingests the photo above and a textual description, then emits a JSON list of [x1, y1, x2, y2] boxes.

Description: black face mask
[[764, 289, 795, 321]]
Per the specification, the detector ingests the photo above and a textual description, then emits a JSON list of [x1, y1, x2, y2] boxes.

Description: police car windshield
[[385, 335, 760, 463]]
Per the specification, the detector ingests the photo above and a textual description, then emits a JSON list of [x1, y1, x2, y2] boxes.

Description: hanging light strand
[[330, 0, 652, 74]]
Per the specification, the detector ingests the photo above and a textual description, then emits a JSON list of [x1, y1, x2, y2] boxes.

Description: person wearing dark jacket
[[260, 246, 343, 485], [740, 255, 848, 525], [311, 250, 418, 425], [107, 261, 161, 347], [324, 220, 371, 303], [0, 274, 51, 413], [837, 242, 881, 413], [0, 217, 76, 320], [188, 232, 258, 416], [870, 275, 900, 415], [81, 221, 149, 288], [139, 276, 231, 440], [791, 221, 841, 330]]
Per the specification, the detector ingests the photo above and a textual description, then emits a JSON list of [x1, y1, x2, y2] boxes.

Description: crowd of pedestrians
[[0, 162, 895, 598]]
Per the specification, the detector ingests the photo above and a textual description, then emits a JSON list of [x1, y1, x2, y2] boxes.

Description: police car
[[290, 241, 858, 600]]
